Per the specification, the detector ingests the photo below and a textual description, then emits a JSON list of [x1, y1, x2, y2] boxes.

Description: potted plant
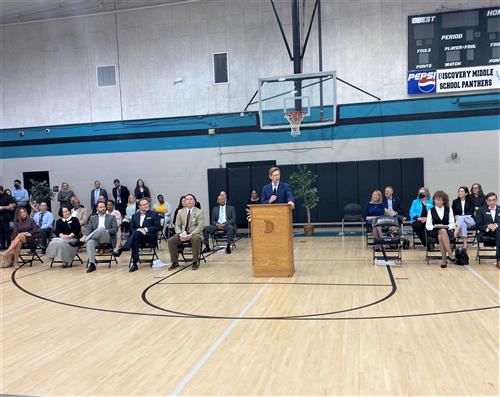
[[289, 165, 319, 236], [29, 179, 54, 210]]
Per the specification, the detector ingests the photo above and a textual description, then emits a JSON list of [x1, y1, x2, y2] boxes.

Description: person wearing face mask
[[409, 187, 434, 247], [12, 180, 29, 211]]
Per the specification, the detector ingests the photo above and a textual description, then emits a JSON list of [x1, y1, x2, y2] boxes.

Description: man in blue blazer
[[383, 186, 403, 216], [261, 166, 295, 208], [113, 198, 161, 272]]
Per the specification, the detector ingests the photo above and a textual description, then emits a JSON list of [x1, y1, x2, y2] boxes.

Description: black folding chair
[[178, 241, 206, 263], [129, 239, 159, 267], [476, 231, 497, 263]]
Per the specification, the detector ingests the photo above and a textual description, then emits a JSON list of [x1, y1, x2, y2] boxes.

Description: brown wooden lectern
[[249, 204, 294, 277]]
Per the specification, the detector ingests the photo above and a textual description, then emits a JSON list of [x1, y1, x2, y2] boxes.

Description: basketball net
[[284, 110, 306, 138]]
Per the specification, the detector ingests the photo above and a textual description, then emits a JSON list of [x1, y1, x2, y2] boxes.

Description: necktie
[[117, 187, 121, 204], [39, 212, 44, 227], [185, 210, 191, 233], [273, 185, 277, 196]]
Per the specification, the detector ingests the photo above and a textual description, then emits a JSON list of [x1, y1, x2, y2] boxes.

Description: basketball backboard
[[258, 71, 337, 131]]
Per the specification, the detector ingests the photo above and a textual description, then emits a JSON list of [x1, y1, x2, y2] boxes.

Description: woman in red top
[[0, 207, 38, 268]]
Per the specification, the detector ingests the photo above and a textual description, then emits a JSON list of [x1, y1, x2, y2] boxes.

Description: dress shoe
[[69, 240, 84, 248], [112, 247, 124, 257], [201, 246, 211, 254], [168, 262, 179, 271], [129, 264, 138, 272], [192, 262, 199, 270], [86, 263, 96, 273], [441, 262, 447, 269], [226, 246, 231, 254]]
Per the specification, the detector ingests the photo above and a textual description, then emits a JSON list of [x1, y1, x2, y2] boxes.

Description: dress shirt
[[97, 214, 106, 229], [272, 183, 279, 194], [140, 212, 146, 227], [387, 198, 393, 211], [33, 210, 54, 229], [426, 206, 455, 231], [94, 188, 100, 203], [218, 205, 226, 224]]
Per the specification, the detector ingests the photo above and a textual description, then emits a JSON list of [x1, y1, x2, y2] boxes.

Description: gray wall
[[1, 0, 497, 129]]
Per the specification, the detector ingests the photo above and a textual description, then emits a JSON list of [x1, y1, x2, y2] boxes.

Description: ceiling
[[0, 0, 194, 25]]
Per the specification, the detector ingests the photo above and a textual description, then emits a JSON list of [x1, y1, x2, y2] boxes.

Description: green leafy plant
[[289, 165, 319, 225], [29, 179, 54, 205]]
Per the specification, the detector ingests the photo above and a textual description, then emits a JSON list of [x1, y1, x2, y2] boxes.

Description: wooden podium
[[249, 204, 294, 277]]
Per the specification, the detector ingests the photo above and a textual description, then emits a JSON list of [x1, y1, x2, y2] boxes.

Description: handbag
[[454, 247, 469, 265], [402, 238, 410, 250], [0, 253, 13, 268]]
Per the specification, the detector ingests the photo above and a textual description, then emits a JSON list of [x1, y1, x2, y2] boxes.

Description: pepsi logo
[[418, 76, 436, 93]]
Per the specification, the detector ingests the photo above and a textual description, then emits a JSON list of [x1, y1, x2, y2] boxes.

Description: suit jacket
[[112, 185, 130, 206], [130, 210, 161, 236], [475, 205, 500, 233], [261, 182, 294, 204], [71, 207, 88, 227], [84, 213, 118, 237], [90, 188, 108, 209], [383, 197, 402, 215], [211, 205, 236, 228], [451, 198, 474, 216], [175, 206, 205, 236]]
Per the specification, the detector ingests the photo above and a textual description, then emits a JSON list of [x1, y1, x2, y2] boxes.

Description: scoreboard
[[407, 7, 500, 94]]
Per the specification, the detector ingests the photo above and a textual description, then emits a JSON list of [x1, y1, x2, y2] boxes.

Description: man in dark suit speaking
[[113, 198, 161, 272], [202, 193, 237, 254], [261, 166, 295, 208]]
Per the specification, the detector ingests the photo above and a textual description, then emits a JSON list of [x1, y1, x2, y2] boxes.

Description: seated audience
[[121, 195, 137, 233], [202, 193, 237, 254], [70, 197, 88, 227], [246, 190, 260, 219], [113, 198, 161, 272], [32, 202, 54, 253], [426, 191, 456, 268], [0, 207, 38, 269], [475, 192, 500, 269], [153, 194, 173, 235], [0, 185, 16, 250], [470, 183, 486, 216], [92, 195, 107, 214], [409, 187, 434, 247], [452, 186, 475, 250], [364, 190, 385, 239], [383, 186, 403, 217], [106, 200, 122, 249], [172, 195, 186, 226], [167, 194, 205, 271], [46, 206, 81, 268], [75, 202, 118, 273], [57, 182, 75, 209]]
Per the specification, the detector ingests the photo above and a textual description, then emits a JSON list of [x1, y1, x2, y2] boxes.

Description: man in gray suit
[[202, 193, 237, 254], [90, 180, 108, 210], [75, 201, 117, 273]]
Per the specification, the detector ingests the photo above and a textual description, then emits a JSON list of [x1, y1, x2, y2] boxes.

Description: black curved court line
[[140, 265, 399, 320], [10, 263, 500, 321], [1, 267, 51, 285]]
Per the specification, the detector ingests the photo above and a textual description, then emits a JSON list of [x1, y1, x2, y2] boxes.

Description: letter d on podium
[[248, 204, 294, 277]]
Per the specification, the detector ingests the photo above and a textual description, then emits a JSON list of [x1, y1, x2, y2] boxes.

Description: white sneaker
[[152, 259, 167, 269]]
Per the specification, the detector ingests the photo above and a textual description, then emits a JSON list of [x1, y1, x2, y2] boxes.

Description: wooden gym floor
[[1, 236, 498, 396]]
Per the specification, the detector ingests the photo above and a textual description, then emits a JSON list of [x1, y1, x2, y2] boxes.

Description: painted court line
[[169, 278, 272, 396], [1, 268, 126, 319], [466, 264, 499, 296]]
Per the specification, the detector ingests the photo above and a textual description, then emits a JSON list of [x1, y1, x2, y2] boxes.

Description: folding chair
[[372, 216, 403, 265], [50, 252, 84, 268], [341, 203, 365, 235], [425, 227, 456, 264], [476, 231, 497, 263], [129, 239, 159, 266], [18, 238, 44, 267], [211, 229, 239, 251], [178, 241, 206, 264], [87, 243, 117, 268]]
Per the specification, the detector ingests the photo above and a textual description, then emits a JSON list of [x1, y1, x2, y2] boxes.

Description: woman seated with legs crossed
[[426, 190, 456, 268], [451, 186, 475, 250], [46, 206, 81, 268], [0, 207, 38, 269], [364, 190, 386, 247]]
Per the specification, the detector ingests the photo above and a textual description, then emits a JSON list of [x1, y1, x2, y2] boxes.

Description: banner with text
[[436, 65, 500, 93]]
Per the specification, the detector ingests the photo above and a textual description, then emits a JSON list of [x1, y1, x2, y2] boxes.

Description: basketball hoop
[[284, 110, 306, 137]]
